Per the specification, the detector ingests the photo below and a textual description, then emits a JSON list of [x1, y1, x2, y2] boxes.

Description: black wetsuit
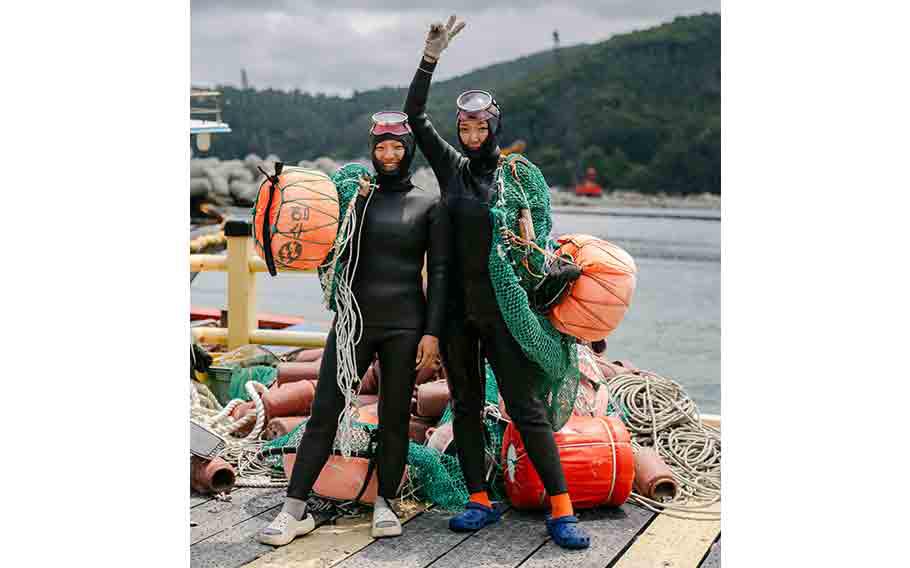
[[404, 57, 568, 497], [287, 174, 449, 500]]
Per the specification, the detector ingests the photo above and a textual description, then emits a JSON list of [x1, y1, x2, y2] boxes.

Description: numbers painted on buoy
[[290, 205, 310, 222], [287, 206, 311, 240], [278, 241, 303, 264]]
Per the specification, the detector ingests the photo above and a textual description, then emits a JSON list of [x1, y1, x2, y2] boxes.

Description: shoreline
[[549, 189, 721, 211], [190, 155, 722, 219], [551, 205, 720, 221]]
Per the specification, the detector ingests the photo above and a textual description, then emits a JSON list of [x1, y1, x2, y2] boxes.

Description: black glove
[[191, 343, 213, 374], [530, 254, 582, 313]]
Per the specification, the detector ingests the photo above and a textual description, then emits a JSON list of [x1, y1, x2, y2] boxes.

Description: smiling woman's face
[[458, 119, 489, 150], [373, 140, 406, 171]]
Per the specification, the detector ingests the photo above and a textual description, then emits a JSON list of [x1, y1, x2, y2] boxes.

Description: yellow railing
[[190, 219, 328, 350]]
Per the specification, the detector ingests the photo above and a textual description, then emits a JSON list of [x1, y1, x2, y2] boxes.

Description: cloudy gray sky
[[192, 1, 719, 96]]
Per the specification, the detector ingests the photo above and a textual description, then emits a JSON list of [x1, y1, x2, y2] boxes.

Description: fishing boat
[[189, 214, 722, 568]]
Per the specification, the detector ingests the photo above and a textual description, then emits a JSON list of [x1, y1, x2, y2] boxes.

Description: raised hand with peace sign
[[423, 14, 466, 62]]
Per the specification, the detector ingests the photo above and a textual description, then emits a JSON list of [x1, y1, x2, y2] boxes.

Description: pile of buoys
[[229, 347, 446, 446], [548, 234, 637, 341], [191, 337, 719, 513], [266, 348, 448, 504], [280, 398, 391, 505]]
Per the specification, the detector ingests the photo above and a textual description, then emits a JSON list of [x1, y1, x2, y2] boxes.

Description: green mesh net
[[426, 363, 508, 508], [487, 154, 580, 431], [227, 366, 277, 401], [264, 417, 378, 462], [316, 163, 371, 312], [261, 363, 509, 511]]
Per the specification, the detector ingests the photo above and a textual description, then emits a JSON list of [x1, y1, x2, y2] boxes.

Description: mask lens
[[372, 111, 407, 125], [371, 111, 411, 135], [457, 90, 493, 113]]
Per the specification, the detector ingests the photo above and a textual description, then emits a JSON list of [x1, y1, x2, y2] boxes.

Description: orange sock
[[549, 492, 574, 519], [469, 491, 492, 509]]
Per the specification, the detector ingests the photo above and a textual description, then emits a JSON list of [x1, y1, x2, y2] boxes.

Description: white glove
[[424, 14, 465, 61], [358, 175, 374, 197]]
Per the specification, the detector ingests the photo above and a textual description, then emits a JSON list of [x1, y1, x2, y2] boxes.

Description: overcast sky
[[192, 1, 720, 96]]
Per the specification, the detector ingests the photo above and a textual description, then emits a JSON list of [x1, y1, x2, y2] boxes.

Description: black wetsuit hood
[[370, 131, 416, 188], [457, 113, 501, 173]]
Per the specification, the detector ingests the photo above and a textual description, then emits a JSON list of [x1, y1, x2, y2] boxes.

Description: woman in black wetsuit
[[258, 111, 449, 545], [403, 16, 591, 550]]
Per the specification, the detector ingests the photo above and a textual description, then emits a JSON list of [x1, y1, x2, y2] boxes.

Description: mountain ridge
[[200, 13, 720, 194]]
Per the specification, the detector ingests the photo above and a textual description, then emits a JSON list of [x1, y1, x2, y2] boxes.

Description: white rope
[[597, 416, 618, 504], [190, 381, 287, 486], [330, 182, 376, 458], [605, 370, 721, 518], [319, 188, 357, 309], [628, 494, 720, 521]]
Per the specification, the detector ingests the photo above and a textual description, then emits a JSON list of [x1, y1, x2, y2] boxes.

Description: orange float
[[502, 415, 635, 510], [547, 234, 637, 341], [281, 453, 400, 505], [280, 404, 406, 505], [252, 164, 340, 274], [262, 380, 318, 418]]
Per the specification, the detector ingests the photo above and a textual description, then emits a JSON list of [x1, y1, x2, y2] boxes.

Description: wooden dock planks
[[520, 503, 656, 568], [246, 502, 428, 568], [191, 488, 338, 568], [191, 491, 214, 509], [612, 503, 721, 568], [698, 539, 720, 568], [331, 508, 475, 568], [191, 504, 284, 568], [191, 488, 285, 545], [424, 508, 551, 568], [190, 498, 717, 568]]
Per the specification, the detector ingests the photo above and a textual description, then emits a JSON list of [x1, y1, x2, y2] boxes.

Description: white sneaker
[[257, 511, 316, 546], [371, 504, 402, 538]]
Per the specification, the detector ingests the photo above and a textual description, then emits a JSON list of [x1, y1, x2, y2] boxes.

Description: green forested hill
[[201, 13, 719, 194]]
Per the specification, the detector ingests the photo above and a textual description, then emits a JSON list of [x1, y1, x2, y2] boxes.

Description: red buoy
[[502, 415, 635, 509]]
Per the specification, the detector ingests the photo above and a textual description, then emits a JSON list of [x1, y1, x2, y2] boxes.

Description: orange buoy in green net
[[253, 165, 340, 273], [547, 234, 637, 341]]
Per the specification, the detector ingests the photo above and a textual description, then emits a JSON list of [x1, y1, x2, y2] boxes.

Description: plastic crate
[[206, 365, 235, 406]]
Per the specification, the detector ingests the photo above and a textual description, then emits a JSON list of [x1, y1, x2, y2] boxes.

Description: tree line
[[200, 13, 720, 194]]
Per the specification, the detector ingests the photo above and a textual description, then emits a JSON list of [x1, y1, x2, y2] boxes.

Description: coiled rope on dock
[[190, 381, 288, 487], [606, 370, 721, 520]]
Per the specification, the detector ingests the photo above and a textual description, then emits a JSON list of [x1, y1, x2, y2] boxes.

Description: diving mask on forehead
[[456, 90, 500, 122], [370, 111, 412, 136]]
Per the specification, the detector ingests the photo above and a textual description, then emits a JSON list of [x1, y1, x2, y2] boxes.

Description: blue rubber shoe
[[546, 515, 591, 550], [448, 502, 502, 532]]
